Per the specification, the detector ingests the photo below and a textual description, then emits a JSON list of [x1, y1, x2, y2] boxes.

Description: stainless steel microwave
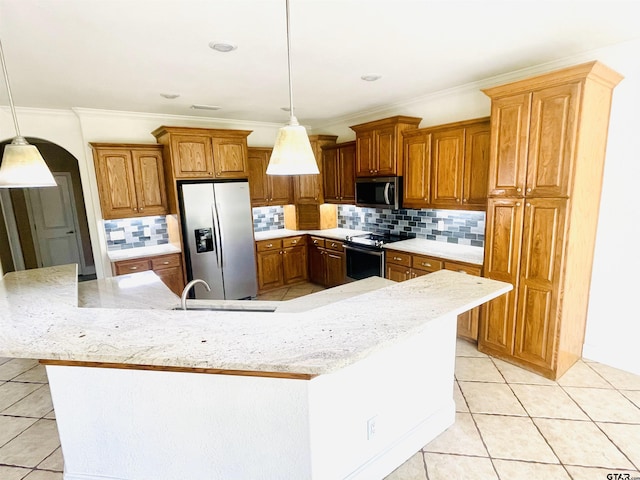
[[354, 176, 402, 210]]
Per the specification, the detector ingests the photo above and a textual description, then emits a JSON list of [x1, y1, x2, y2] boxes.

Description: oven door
[[344, 245, 385, 280]]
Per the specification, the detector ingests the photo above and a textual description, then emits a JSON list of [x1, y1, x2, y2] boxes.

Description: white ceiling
[[0, 0, 638, 128]]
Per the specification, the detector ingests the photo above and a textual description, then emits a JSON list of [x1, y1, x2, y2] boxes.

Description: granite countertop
[[384, 238, 484, 266], [0, 265, 510, 376], [107, 244, 182, 262]]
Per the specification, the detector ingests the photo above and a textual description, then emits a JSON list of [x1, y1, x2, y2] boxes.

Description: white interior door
[[28, 172, 85, 272]]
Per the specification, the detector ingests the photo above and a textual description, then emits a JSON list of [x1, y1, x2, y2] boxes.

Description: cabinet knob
[[458, 269, 467, 274], [133, 207, 138, 211], [526, 188, 532, 193], [422, 262, 431, 267], [292, 240, 297, 244], [140, 207, 144, 211], [163, 261, 169, 265], [516, 202, 521, 207], [279, 251, 283, 255], [208, 172, 212, 176], [331, 243, 337, 247], [516, 187, 522, 193], [456, 198, 460, 203], [526, 202, 531, 207], [130, 266, 138, 270], [462, 198, 467, 203], [313, 240, 318, 244], [267, 243, 273, 247], [394, 256, 402, 261], [216, 172, 221, 177], [406, 270, 410, 275]]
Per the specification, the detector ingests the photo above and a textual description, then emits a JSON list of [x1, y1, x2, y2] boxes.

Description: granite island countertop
[[0, 264, 510, 376]]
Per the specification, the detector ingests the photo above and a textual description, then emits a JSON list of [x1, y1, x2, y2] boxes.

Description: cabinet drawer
[[325, 240, 343, 252], [113, 258, 151, 275], [283, 236, 306, 248], [444, 261, 482, 276], [310, 236, 325, 248], [412, 255, 443, 272], [256, 239, 283, 252], [151, 254, 182, 270], [386, 252, 411, 267]]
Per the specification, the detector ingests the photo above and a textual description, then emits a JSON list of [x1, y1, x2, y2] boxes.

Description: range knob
[[345, 235, 352, 242], [374, 240, 383, 248]]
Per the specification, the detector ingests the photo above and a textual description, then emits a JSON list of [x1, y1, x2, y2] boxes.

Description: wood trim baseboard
[[40, 359, 316, 380]]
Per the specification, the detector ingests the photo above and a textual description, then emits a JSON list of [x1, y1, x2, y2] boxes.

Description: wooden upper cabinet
[[168, 134, 215, 178], [526, 83, 580, 198], [152, 126, 251, 180], [293, 135, 337, 204], [350, 116, 422, 177], [431, 128, 465, 208], [322, 141, 356, 204], [463, 122, 491, 207], [487, 93, 531, 198], [248, 147, 292, 207], [401, 117, 489, 210], [211, 136, 249, 178], [91, 144, 168, 219], [487, 82, 580, 199], [402, 130, 432, 208]]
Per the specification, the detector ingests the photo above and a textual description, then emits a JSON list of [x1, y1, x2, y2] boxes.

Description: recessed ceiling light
[[209, 42, 237, 53], [361, 74, 382, 82], [160, 93, 180, 99], [190, 104, 222, 111]]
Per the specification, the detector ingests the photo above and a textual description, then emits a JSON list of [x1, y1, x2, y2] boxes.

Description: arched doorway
[[0, 137, 95, 278]]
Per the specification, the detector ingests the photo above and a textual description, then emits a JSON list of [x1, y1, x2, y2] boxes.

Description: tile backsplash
[[253, 206, 285, 232], [338, 205, 485, 247], [104, 216, 170, 250]]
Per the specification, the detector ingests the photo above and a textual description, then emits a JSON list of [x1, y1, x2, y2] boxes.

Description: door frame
[[25, 172, 92, 275]]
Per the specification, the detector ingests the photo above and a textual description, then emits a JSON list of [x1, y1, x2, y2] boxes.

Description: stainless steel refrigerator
[[178, 180, 257, 300]]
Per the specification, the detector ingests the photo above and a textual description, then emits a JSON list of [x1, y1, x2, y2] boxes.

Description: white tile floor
[[0, 283, 639, 479]]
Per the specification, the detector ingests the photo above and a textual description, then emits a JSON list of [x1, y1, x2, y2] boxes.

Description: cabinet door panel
[[356, 130, 374, 176], [514, 198, 566, 368], [171, 135, 214, 178], [487, 93, 531, 197], [325, 251, 345, 287], [479, 198, 524, 355], [339, 143, 356, 203], [308, 245, 325, 285], [431, 128, 465, 207], [212, 137, 248, 178], [257, 250, 283, 291], [283, 246, 308, 284], [385, 263, 411, 282], [463, 122, 491, 207], [322, 148, 339, 201], [132, 150, 167, 216], [99, 150, 138, 217], [403, 133, 431, 207], [375, 126, 396, 175], [269, 175, 292, 205], [526, 83, 580, 198], [248, 149, 269, 206], [155, 266, 184, 296]]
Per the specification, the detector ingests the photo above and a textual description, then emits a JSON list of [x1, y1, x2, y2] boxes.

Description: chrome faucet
[[180, 279, 211, 310]]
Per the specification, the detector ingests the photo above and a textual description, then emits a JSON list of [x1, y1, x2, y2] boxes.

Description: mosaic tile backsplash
[[253, 206, 285, 232], [104, 216, 169, 250], [338, 205, 485, 247]]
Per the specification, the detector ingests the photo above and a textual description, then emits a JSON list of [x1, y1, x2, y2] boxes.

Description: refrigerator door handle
[[211, 203, 223, 269]]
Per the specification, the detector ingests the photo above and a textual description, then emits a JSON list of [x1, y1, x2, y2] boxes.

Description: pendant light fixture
[[266, 0, 318, 176], [0, 38, 56, 188]]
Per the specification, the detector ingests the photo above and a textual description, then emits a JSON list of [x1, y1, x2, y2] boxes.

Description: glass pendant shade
[[0, 137, 56, 188], [266, 119, 319, 175]]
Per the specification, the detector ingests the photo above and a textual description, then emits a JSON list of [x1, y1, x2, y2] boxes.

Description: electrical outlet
[[367, 416, 377, 440], [437, 220, 445, 231], [273, 214, 279, 223], [110, 230, 125, 241]]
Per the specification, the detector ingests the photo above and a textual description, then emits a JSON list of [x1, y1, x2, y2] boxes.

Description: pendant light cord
[[285, 0, 297, 126], [0, 38, 22, 138]]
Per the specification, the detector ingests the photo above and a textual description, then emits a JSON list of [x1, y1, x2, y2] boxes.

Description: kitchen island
[[0, 265, 510, 480]]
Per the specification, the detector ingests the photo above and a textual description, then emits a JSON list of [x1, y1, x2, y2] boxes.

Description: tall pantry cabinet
[[479, 61, 623, 380]]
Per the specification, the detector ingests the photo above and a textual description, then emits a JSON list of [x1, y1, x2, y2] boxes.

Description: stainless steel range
[[344, 232, 405, 280]]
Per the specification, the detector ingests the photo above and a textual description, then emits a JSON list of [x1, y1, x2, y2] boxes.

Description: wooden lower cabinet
[[444, 261, 483, 341], [386, 251, 483, 340], [255, 236, 308, 292], [112, 253, 184, 296], [308, 236, 346, 288]]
